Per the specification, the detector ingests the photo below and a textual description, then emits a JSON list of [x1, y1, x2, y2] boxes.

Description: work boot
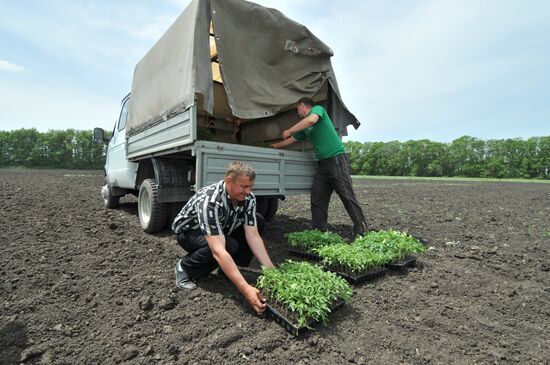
[[353, 221, 368, 237], [175, 260, 197, 290]]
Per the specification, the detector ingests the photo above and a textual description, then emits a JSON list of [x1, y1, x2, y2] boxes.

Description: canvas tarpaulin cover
[[127, 0, 359, 137]]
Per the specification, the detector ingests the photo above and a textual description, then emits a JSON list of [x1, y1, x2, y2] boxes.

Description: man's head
[[224, 162, 256, 202], [296, 97, 314, 118]]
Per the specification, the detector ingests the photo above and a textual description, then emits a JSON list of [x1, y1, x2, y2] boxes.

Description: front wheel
[[102, 178, 120, 209], [138, 178, 168, 233]]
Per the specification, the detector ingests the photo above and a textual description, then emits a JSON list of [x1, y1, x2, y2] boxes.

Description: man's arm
[[243, 225, 275, 269], [270, 136, 297, 149], [206, 234, 267, 314], [282, 113, 319, 139]]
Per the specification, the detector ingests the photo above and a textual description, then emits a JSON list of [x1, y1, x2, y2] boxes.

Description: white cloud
[[307, 0, 550, 142], [0, 2, 183, 75], [0, 60, 24, 72], [1, 0, 548, 141], [0, 79, 119, 132]]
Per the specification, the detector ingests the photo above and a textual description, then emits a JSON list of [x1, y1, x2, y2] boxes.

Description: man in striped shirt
[[172, 161, 275, 314]]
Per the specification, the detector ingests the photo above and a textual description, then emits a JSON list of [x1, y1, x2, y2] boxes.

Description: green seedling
[[313, 229, 425, 274], [353, 229, 426, 261], [314, 243, 391, 273], [257, 261, 352, 329], [287, 229, 346, 251]]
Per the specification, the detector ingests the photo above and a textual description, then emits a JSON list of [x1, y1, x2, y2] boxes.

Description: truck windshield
[[118, 98, 129, 131]]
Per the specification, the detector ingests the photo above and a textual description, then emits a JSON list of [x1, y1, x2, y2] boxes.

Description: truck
[[94, 0, 360, 233]]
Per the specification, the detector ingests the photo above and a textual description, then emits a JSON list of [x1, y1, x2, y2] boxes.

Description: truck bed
[[126, 105, 316, 195], [194, 140, 315, 195], [127, 106, 197, 160]]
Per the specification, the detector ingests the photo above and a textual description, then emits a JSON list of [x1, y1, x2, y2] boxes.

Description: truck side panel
[[127, 106, 197, 160], [194, 141, 316, 196]]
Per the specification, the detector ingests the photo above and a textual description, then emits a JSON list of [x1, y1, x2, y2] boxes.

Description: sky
[[1, 0, 549, 143]]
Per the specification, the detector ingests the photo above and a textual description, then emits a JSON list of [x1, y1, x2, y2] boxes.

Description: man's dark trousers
[[311, 153, 366, 232], [176, 213, 265, 280]]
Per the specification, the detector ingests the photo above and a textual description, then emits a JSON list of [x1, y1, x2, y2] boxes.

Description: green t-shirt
[[292, 105, 345, 160]]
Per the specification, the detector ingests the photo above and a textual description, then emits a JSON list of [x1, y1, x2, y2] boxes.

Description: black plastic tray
[[386, 256, 416, 273], [288, 247, 321, 261], [325, 266, 387, 284], [265, 299, 346, 336], [237, 266, 261, 282]]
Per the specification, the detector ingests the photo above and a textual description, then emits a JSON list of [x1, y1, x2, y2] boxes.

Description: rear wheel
[[102, 178, 120, 209], [166, 202, 183, 229], [138, 178, 168, 233], [256, 196, 279, 222], [264, 197, 278, 222]]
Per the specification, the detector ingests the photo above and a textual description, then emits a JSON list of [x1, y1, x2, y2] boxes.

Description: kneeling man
[[172, 161, 275, 314]]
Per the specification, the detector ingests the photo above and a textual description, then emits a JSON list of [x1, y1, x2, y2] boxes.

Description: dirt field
[[1, 169, 549, 364]]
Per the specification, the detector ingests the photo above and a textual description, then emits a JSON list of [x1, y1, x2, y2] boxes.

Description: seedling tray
[[386, 256, 416, 273], [265, 299, 346, 336], [324, 265, 387, 284], [237, 266, 261, 282], [288, 247, 321, 261]]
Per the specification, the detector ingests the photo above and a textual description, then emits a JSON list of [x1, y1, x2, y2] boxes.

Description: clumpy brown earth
[[1, 169, 549, 365]]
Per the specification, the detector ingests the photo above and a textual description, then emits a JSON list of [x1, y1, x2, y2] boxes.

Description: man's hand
[[206, 235, 269, 315], [270, 136, 297, 149], [282, 129, 291, 139], [243, 284, 267, 314]]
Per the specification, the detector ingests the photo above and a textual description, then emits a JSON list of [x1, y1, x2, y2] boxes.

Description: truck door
[[106, 96, 137, 188]]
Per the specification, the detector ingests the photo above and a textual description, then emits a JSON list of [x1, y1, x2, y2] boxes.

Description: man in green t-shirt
[[271, 97, 368, 236]]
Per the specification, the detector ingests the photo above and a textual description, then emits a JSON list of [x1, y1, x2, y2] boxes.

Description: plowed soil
[[1, 169, 549, 364]]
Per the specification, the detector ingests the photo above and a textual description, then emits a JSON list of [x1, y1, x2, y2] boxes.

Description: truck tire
[[264, 197, 279, 222], [256, 196, 278, 222], [166, 202, 183, 229], [102, 178, 120, 209], [138, 178, 168, 233]]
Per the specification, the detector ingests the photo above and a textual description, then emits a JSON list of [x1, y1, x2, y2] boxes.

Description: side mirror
[[93, 127, 107, 144]]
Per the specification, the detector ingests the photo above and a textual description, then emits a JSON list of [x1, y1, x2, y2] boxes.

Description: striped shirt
[[171, 180, 257, 236]]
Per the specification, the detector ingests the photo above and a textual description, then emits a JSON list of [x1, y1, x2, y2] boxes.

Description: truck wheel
[[102, 178, 120, 209], [256, 196, 278, 222], [138, 178, 168, 233], [264, 197, 279, 222], [166, 202, 183, 229]]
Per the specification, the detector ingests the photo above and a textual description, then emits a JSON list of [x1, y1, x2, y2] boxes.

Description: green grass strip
[[352, 175, 550, 184]]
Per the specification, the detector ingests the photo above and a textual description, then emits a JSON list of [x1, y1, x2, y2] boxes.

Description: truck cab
[[101, 95, 138, 204]]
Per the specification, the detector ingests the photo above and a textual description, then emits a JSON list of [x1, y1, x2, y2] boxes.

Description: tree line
[[0, 129, 548, 179], [344, 136, 550, 179], [0, 128, 108, 170]]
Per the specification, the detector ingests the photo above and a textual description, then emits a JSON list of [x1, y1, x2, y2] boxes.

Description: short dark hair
[[296, 97, 314, 107]]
